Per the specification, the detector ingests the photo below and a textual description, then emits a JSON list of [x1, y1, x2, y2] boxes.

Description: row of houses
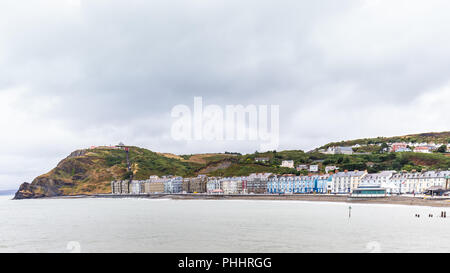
[[111, 175, 209, 195], [111, 170, 450, 196], [111, 173, 273, 195], [267, 174, 332, 194], [320, 142, 449, 155], [390, 142, 449, 153], [322, 170, 450, 194], [280, 161, 324, 172]]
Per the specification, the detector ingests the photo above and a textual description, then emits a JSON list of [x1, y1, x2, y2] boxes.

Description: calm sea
[[0, 195, 449, 253]]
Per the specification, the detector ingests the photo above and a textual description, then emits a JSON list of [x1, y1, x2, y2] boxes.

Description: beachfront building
[[388, 172, 411, 194], [351, 185, 387, 198], [386, 171, 450, 194], [148, 181, 165, 193], [182, 178, 190, 193], [221, 177, 244, 195], [309, 165, 319, 173], [111, 180, 125, 194], [360, 171, 396, 186], [180, 175, 208, 193], [267, 175, 294, 194], [207, 177, 222, 193], [404, 172, 421, 193], [331, 170, 367, 194], [415, 171, 450, 193], [246, 173, 272, 194], [130, 180, 146, 194], [111, 180, 136, 194], [190, 175, 208, 193], [267, 174, 332, 194], [164, 176, 183, 194]]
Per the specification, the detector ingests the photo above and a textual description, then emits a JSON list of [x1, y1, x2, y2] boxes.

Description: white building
[[413, 146, 432, 153], [331, 170, 368, 193], [360, 171, 396, 194], [387, 171, 450, 194], [206, 177, 222, 193], [309, 165, 319, 173], [149, 175, 159, 181], [281, 160, 295, 168], [221, 177, 243, 194], [130, 180, 145, 194], [324, 146, 354, 155], [415, 171, 450, 193], [255, 157, 269, 163], [164, 176, 183, 193], [325, 165, 338, 173]]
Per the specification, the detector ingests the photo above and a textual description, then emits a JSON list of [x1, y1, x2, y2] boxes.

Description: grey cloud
[[0, 0, 449, 189]]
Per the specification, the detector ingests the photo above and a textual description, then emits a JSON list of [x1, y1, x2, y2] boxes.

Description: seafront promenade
[[52, 193, 450, 207]]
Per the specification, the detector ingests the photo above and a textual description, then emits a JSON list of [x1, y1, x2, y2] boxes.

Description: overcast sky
[[1, 0, 450, 190]]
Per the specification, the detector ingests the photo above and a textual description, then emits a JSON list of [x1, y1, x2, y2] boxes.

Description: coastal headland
[[13, 131, 450, 200]]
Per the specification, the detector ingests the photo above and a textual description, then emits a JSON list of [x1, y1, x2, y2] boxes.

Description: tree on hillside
[[437, 145, 447, 153]]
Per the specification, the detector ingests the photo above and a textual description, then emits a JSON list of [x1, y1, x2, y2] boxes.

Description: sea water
[[0, 195, 448, 253]]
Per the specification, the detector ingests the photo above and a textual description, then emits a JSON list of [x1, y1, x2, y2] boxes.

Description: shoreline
[[27, 193, 450, 207]]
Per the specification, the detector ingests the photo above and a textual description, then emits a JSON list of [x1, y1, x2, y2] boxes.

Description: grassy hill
[[318, 131, 450, 150]]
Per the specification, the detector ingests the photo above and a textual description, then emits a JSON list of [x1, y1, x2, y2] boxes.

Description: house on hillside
[[281, 160, 295, 168], [323, 146, 354, 155]]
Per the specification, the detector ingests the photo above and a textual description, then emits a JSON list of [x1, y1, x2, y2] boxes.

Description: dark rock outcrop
[[14, 177, 71, 200]]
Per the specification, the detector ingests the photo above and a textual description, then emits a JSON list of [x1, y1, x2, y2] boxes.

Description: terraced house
[[221, 177, 245, 195], [164, 176, 184, 194], [267, 174, 332, 194], [182, 175, 208, 193], [364, 171, 450, 194], [330, 170, 367, 193], [409, 171, 450, 193], [206, 177, 222, 194], [360, 171, 396, 187], [246, 173, 272, 194]]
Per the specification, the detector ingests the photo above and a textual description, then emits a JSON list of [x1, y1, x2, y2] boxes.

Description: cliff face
[[14, 148, 128, 199], [14, 178, 70, 199]]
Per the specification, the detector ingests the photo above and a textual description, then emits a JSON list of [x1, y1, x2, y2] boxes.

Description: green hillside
[[318, 131, 450, 150]]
